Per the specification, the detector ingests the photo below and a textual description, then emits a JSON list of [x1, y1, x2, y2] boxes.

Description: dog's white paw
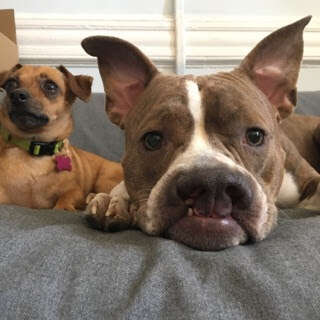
[[85, 182, 132, 232], [86, 192, 110, 215]]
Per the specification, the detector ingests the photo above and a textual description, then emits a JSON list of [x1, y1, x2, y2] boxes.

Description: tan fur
[[0, 65, 123, 211], [281, 113, 320, 173]]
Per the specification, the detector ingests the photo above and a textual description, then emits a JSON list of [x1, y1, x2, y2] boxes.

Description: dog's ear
[[238, 16, 311, 119], [81, 36, 159, 127], [0, 63, 22, 86], [57, 65, 93, 102]]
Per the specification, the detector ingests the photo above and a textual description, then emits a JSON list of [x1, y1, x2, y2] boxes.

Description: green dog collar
[[0, 124, 64, 156]]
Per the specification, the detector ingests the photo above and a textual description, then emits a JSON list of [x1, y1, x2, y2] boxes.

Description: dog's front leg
[[278, 133, 320, 210], [54, 188, 86, 211], [85, 181, 134, 231], [0, 187, 10, 204]]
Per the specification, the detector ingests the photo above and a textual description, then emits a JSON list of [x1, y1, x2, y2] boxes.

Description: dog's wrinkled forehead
[[125, 71, 277, 140], [199, 72, 277, 133], [9, 66, 66, 92], [124, 74, 194, 136]]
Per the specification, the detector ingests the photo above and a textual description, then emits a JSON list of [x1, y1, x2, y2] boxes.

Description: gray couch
[[1, 92, 320, 320]]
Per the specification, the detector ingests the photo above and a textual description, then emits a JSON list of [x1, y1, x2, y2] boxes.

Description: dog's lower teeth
[[188, 208, 193, 216]]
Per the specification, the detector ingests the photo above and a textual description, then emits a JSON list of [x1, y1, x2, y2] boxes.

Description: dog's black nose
[[10, 89, 30, 105], [176, 166, 253, 217]]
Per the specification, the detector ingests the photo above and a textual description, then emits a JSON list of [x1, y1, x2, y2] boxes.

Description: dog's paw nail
[[105, 210, 115, 217], [86, 193, 96, 204]]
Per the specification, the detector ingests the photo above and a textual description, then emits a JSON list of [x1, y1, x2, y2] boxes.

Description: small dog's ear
[[0, 63, 22, 86], [238, 16, 311, 119], [57, 65, 93, 102], [13, 63, 23, 70], [81, 36, 159, 127]]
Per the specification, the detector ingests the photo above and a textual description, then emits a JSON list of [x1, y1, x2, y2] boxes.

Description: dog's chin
[[9, 111, 49, 132], [166, 213, 248, 251]]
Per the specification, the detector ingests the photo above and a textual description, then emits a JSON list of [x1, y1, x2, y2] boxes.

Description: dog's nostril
[[10, 90, 29, 104], [225, 185, 244, 201], [18, 93, 27, 102], [225, 184, 252, 210]]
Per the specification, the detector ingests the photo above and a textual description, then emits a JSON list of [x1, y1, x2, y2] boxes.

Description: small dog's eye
[[246, 128, 265, 146], [43, 80, 58, 93], [3, 78, 19, 92], [142, 131, 163, 151]]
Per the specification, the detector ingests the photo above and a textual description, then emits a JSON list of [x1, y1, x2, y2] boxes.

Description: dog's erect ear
[[0, 63, 22, 86], [81, 36, 159, 127], [57, 65, 93, 102], [238, 16, 311, 119]]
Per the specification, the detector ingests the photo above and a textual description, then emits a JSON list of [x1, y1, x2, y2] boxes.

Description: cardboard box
[[0, 9, 19, 73]]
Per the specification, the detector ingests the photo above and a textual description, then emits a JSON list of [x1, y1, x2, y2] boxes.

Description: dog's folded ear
[[238, 15, 311, 119], [0, 63, 22, 86], [81, 36, 159, 127], [57, 65, 93, 102]]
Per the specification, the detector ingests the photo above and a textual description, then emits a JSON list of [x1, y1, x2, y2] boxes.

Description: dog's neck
[[0, 123, 65, 156]]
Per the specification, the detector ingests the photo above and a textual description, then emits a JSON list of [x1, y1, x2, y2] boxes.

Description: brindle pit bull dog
[[0, 65, 123, 211], [83, 16, 320, 251]]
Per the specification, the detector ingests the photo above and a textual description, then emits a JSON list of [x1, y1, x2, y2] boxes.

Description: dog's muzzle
[[154, 165, 269, 251], [175, 166, 253, 218], [8, 89, 49, 130]]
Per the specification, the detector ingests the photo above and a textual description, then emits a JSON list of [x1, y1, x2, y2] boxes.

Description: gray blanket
[[1, 92, 320, 320]]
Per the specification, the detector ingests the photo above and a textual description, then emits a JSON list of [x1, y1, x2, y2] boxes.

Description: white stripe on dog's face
[[142, 80, 268, 237], [183, 80, 237, 167]]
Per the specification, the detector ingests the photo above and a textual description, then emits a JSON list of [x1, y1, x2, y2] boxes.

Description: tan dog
[[281, 114, 320, 173], [83, 17, 320, 251], [0, 64, 123, 211]]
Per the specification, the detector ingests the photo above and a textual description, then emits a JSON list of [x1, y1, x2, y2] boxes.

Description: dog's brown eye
[[43, 80, 58, 93], [142, 131, 163, 151], [3, 78, 19, 92], [246, 128, 265, 146]]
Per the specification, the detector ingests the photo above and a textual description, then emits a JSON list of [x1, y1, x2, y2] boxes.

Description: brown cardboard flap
[[0, 33, 19, 72], [0, 9, 16, 44], [0, 9, 18, 73]]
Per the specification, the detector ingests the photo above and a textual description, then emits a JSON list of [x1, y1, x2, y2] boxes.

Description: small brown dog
[[0, 64, 123, 211], [281, 113, 320, 173]]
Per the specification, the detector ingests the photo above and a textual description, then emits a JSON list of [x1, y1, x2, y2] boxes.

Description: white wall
[[185, 0, 320, 16], [2, 0, 319, 16], [1, 0, 320, 92], [0, 0, 173, 15]]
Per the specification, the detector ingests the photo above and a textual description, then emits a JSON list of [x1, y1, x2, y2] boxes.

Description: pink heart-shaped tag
[[55, 155, 72, 171]]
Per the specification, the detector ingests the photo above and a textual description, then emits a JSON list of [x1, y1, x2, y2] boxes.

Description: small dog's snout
[[176, 167, 253, 216], [10, 89, 30, 105], [8, 88, 49, 130]]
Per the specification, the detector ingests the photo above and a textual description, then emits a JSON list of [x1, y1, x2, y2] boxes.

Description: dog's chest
[[0, 148, 72, 207]]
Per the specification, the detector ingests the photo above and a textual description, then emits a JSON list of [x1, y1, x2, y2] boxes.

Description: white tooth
[[188, 208, 193, 216]]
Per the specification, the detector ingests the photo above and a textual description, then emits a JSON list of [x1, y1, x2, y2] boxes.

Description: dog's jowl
[[83, 16, 320, 251]]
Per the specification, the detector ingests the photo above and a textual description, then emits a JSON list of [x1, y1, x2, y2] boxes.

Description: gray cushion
[[296, 91, 320, 115], [70, 93, 124, 162], [0, 206, 319, 320], [0, 91, 320, 320]]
